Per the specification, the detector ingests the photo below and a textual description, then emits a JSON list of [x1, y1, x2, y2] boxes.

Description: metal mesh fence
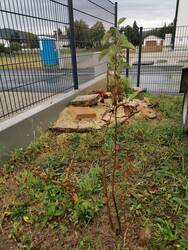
[[72, 0, 115, 85], [0, 0, 116, 120], [125, 26, 188, 94], [0, 0, 73, 120]]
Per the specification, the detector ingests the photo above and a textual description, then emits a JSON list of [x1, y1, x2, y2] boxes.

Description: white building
[[174, 0, 188, 50], [144, 36, 163, 47], [0, 39, 10, 48], [164, 34, 172, 47]]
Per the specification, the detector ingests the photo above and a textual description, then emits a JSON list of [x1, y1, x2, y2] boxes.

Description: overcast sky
[[118, 0, 177, 28], [0, 0, 178, 34]]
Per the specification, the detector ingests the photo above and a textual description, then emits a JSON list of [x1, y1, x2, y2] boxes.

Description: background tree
[[143, 22, 175, 40], [26, 33, 39, 49], [66, 19, 90, 48], [54, 28, 63, 40], [10, 42, 21, 52], [120, 20, 139, 46], [10, 31, 20, 44], [0, 43, 6, 53], [90, 21, 105, 48], [132, 21, 139, 45]]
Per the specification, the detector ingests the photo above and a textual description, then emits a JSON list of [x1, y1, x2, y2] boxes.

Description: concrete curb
[[0, 74, 106, 163]]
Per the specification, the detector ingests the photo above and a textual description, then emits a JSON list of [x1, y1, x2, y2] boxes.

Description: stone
[[133, 87, 147, 93], [129, 100, 140, 108], [70, 94, 99, 107], [68, 106, 96, 120]]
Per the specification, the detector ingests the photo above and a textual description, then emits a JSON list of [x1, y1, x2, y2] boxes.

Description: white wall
[[175, 0, 188, 50], [176, 0, 188, 27], [164, 34, 172, 47]]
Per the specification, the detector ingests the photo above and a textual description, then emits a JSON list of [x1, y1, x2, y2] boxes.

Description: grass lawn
[[0, 95, 188, 249], [0, 49, 98, 70], [0, 53, 42, 70]]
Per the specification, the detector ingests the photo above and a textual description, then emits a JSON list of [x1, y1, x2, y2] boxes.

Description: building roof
[[144, 35, 162, 40]]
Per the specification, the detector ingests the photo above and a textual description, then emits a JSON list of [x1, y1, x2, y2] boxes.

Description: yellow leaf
[[23, 215, 31, 223]]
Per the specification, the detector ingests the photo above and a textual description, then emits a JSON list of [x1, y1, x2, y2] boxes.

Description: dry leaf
[[125, 155, 134, 163], [128, 166, 137, 175], [72, 193, 79, 202], [139, 227, 152, 246], [115, 159, 122, 169], [124, 172, 129, 181]]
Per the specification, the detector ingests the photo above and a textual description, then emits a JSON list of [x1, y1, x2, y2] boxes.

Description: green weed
[[76, 236, 94, 250], [9, 204, 28, 222], [153, 218, 188, 249], [1, 95, 188, 249], [73, 198, 103, 222], [78, 164, 101, 196], [8, 133, 51, 165], [44, 154, 68, 178], [156, 95, 182, 119]]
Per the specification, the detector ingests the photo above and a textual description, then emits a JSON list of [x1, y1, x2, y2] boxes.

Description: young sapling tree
[[100, 18, 135, 235]]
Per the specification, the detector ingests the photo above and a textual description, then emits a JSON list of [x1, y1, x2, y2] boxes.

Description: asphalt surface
[[0, 68, 95, 93], [0, 65, 183, 120], [0, 67, 96, 118], [123, 65, 182, 93], [0, 65, 182, 94]]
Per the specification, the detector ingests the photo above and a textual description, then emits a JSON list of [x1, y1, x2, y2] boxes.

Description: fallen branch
[[102, 107, 114, 119], [118, 110, 139, 127], [123, 224, 129, 247], [101, 102, 138, 125], [49, 127, 93, 134]]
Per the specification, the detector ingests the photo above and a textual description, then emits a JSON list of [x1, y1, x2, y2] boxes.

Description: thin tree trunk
[[101, 158, 114, 231], [111, 106, 122, 235], [107, 67, 110, 91]]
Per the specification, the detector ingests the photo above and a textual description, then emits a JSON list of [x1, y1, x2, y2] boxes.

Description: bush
[[10, 42, 22, 52], [0, 43, 6, 53]]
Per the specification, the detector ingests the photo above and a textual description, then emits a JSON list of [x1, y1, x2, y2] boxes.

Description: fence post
[[68, 0, 78, 90], [172, 0, 179, 50], [115, 2, 118, 27], [126, 49, 129, 78], [137, 27, 143, 87]]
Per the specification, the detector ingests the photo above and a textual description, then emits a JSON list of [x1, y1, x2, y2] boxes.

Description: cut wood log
[[68, 106, 96, 120]]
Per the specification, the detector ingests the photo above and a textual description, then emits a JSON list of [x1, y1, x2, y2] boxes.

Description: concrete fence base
[[0, 74, 106, 163]]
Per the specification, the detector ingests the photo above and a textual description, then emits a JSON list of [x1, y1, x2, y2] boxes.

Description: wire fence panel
[[72, 0, 115, 85], [125, 26, 188, 94], [0, 0, 73, 120], [1, 2, 186, 120], [0, 0, 116, 121]]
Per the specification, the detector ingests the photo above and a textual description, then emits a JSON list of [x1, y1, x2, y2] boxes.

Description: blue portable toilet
[[39, 36, 59, 66]]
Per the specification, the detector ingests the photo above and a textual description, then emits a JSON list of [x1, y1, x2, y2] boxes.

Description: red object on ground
[[98, 88, 105, 98]]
